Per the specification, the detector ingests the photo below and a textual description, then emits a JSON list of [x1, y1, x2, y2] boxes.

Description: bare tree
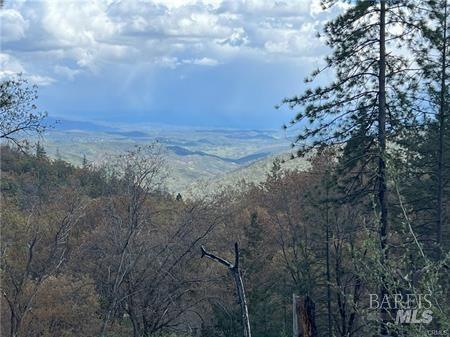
[[85, 145, 223, 336], [201, 242, 252, 337], [120, 197, 222, 336], [97, 145, 166, 336], [0, 193, 85, 337]]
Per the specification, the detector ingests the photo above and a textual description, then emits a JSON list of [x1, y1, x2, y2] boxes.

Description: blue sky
[[1, 0, 344, 129]]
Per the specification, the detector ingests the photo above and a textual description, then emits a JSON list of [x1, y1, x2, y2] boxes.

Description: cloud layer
[[0, 0, 343, 128], [1, 0, 341, 80]]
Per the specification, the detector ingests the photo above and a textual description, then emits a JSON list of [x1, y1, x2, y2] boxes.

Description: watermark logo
[[368, 293, 433, 324]]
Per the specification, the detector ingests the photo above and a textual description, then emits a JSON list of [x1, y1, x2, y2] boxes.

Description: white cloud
[[27, 74, 56, 86], [184, 57, 219, 66], [1, 0, 343, 81], [152, 0, 222, 9], [157, 56, 180, 69], [218, 27, 249, 47], [0, 53, 25, 74], [0, 53, 55, 85], [54, 65, 81, 80], [0, 9, 28, 42], [310, 0, 324, 16]]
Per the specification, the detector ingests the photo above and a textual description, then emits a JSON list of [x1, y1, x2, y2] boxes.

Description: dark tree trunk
[[437, 0, 448, 253], [325, 186, 332, 337], [10, 310, 19, 337], [378, 2, 389, 336], [127, 295, 141, 337], [378, 0, 388, 260], [293, 295, 317, 337]]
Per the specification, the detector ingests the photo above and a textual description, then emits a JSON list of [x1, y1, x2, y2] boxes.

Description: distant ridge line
[[166, 145, 269, 165]]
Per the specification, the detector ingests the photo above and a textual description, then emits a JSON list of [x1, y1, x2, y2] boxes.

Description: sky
[[0, 0, 344, 129]]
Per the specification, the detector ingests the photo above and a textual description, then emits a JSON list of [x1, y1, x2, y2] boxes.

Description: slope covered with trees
[[1, 1, 449, 337]]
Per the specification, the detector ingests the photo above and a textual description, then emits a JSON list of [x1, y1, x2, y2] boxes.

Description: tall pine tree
[[415, 0, 450, 250], [396, 0, 450, 256], [279, 1, 417, 335]]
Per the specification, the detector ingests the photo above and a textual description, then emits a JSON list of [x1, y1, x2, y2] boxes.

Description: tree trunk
[[10, 311, 19, 337], [436, 0, 448, 254], [293, 295, 317, 337], [126, 297, 141, 337], [100, 300, 115, 337], [378, 0, 388, 260], [325, 185, 332, 337], [378, 2, 389, 336], [232, 266, 251, 337], [201, 242, 252, 337]]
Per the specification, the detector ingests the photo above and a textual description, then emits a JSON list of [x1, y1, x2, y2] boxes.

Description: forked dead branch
[[201, 242, 252, 337]]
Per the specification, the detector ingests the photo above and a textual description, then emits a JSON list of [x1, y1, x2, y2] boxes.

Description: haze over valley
[[41, 118, 307, 194]]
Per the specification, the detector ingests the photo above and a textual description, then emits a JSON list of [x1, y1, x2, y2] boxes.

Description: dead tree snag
[[201, 242, 251, 337]]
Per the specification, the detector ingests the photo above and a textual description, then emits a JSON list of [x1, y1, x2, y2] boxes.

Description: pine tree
[[82, 154, 88, 168], [395, 0, 450, 257], [35, 141, 46, 159], [279, 1, 418, 335], [414, 0, 449, 250]]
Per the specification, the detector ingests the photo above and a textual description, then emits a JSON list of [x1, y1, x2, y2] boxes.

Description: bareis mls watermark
[[369, 293, 433, 324]]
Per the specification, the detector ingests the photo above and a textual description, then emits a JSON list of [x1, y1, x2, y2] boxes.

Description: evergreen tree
[[35, 141, 46, 159], [413, 0, 450, 250], [82, 154, 88, 168], [279, 1, 418, 335]]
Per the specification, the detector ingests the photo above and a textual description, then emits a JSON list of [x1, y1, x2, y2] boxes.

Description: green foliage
[[280, 1, 416, 157], [0, 75, 47, 147]]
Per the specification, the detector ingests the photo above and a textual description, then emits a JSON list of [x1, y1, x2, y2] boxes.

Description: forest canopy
[[0, 1, 449, 337]]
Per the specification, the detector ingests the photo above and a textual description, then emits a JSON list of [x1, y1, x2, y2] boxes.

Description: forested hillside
[[36, 123, 293, 194], [1, 1, 449, 337], [1, 138, 448, 336]]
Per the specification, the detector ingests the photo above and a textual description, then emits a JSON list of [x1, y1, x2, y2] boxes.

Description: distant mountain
[[107, 131, 150, 138], [46, 117, 119, 133], [166, 145, 269, 164], [194, 129, 276, 140], [39, 118, 295, 194], [233, 152, 271, 164], [183, 152, 310, 197]]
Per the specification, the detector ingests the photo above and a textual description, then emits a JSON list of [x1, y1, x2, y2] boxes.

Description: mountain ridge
[[39, 117, 298, 194]]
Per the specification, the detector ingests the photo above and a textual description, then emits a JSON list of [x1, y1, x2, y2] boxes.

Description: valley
[[40, 118, 308, 194]]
